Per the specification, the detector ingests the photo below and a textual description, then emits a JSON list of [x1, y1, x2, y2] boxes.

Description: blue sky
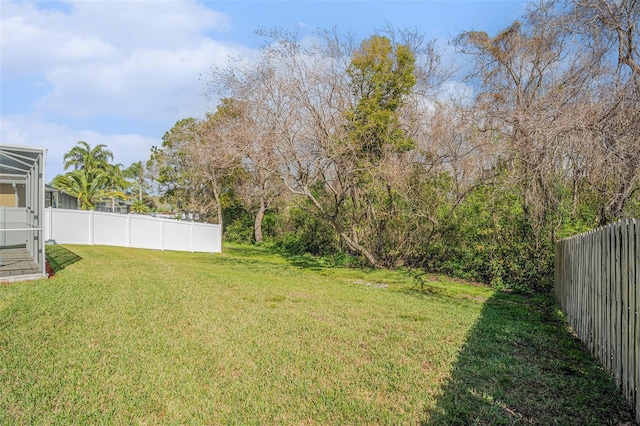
[[1, 0, 528, 181]]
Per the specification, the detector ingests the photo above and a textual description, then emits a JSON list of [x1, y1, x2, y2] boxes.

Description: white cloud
[[69, 0, 230, 50], [1, 115, 158, 182], [1, 0, 229, 74], [2, 2, 117, 76], [36, 38, 235, 120], [1, 0, 245, 121], [1, 0, 268, 186]]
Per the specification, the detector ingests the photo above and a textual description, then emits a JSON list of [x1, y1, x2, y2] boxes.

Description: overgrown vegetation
[[140, 0, 640, 293], [0, 244, 634, 424]]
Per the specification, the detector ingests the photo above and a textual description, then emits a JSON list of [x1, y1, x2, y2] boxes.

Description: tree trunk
[[339, 229, 383, 268], [213, 188, 224, 233], [303, 187, 383, 268], [216, 199, 223, 229], [209, 174, 224, 233], [254, 196, 266, 243]]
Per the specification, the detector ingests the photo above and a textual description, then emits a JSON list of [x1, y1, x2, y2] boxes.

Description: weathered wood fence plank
[[555, 219, 639, 423]]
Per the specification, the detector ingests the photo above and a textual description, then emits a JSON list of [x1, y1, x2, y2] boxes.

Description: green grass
[[0, 243, 634, 425]]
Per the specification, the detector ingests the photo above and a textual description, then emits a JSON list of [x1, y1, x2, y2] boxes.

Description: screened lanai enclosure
[[0, 145, 46, 281]]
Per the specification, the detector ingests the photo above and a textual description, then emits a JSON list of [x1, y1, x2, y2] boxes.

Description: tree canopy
[[52, 141, 129, 210], [118, 0, 640, 293]]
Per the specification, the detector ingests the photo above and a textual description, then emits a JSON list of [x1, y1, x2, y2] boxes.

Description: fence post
[[633, 219, 640, 424], [89, 210, 94, 245], [126, 214, 132, 248], [161, 217, 165, 251], [620, 220, 631, 401], [190, 221, 194, 253], [1, 206, 5, 247]]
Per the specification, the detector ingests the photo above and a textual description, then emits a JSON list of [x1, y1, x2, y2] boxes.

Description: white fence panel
[[193, 222, 222, 253], [44, 208, 221, 253], [130, 215, 163, 250], [46, 208, 93, 245], [3, 207, 27, 224], [94, 212, 129, 247], [0, 207, 29, 247], [163, 220, 190, 252]]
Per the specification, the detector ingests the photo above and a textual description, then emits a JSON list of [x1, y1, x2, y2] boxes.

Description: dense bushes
[[221, 182, 560, 293]]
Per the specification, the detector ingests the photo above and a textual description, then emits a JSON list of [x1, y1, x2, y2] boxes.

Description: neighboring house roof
[[45, 184, 73, 196]]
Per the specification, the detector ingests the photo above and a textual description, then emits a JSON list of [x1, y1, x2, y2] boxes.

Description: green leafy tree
[[338, 35, 418, 265], [151, 114, 243, 226], [345, 35, 416, 159], [210, 30, 421, 266], [150, 118, 201, 216]]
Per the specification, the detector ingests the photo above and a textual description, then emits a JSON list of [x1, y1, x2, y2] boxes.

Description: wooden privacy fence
[[555, 219, 639, 423]]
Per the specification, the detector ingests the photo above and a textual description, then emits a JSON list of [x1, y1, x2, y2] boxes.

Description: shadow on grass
[[278, 252, 329, 271], [222, 244, 269, 259], [424, 292, 635, 425], [218, 244, 329, 272], [45, 245, 82, 273], [399, 284, 487, 303]]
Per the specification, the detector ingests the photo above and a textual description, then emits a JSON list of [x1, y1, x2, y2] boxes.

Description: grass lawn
[[0, 244, 635, 425]]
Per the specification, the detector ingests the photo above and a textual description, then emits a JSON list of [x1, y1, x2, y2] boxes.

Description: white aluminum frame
[[0, 145, 47, 281]]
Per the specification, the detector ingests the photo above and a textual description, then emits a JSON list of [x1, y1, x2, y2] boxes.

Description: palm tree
[[63, 141, 114, 172], [125, 161, 149, 202], [51, 169, 125, 210], [130, 199, 150, 214], [104, 163, 130, 212]]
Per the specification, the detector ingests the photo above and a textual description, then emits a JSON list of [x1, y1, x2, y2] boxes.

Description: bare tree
[[152, 115, 239, 226], [220, 99, 285, 243], [210, 29, 447, 266], [571, 0, 640, 222], [455, 0, 611, 241]]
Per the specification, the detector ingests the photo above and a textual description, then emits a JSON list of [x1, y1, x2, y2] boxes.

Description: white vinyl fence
[[0, 206, 29, 247], [44, 208, 221, 253]]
